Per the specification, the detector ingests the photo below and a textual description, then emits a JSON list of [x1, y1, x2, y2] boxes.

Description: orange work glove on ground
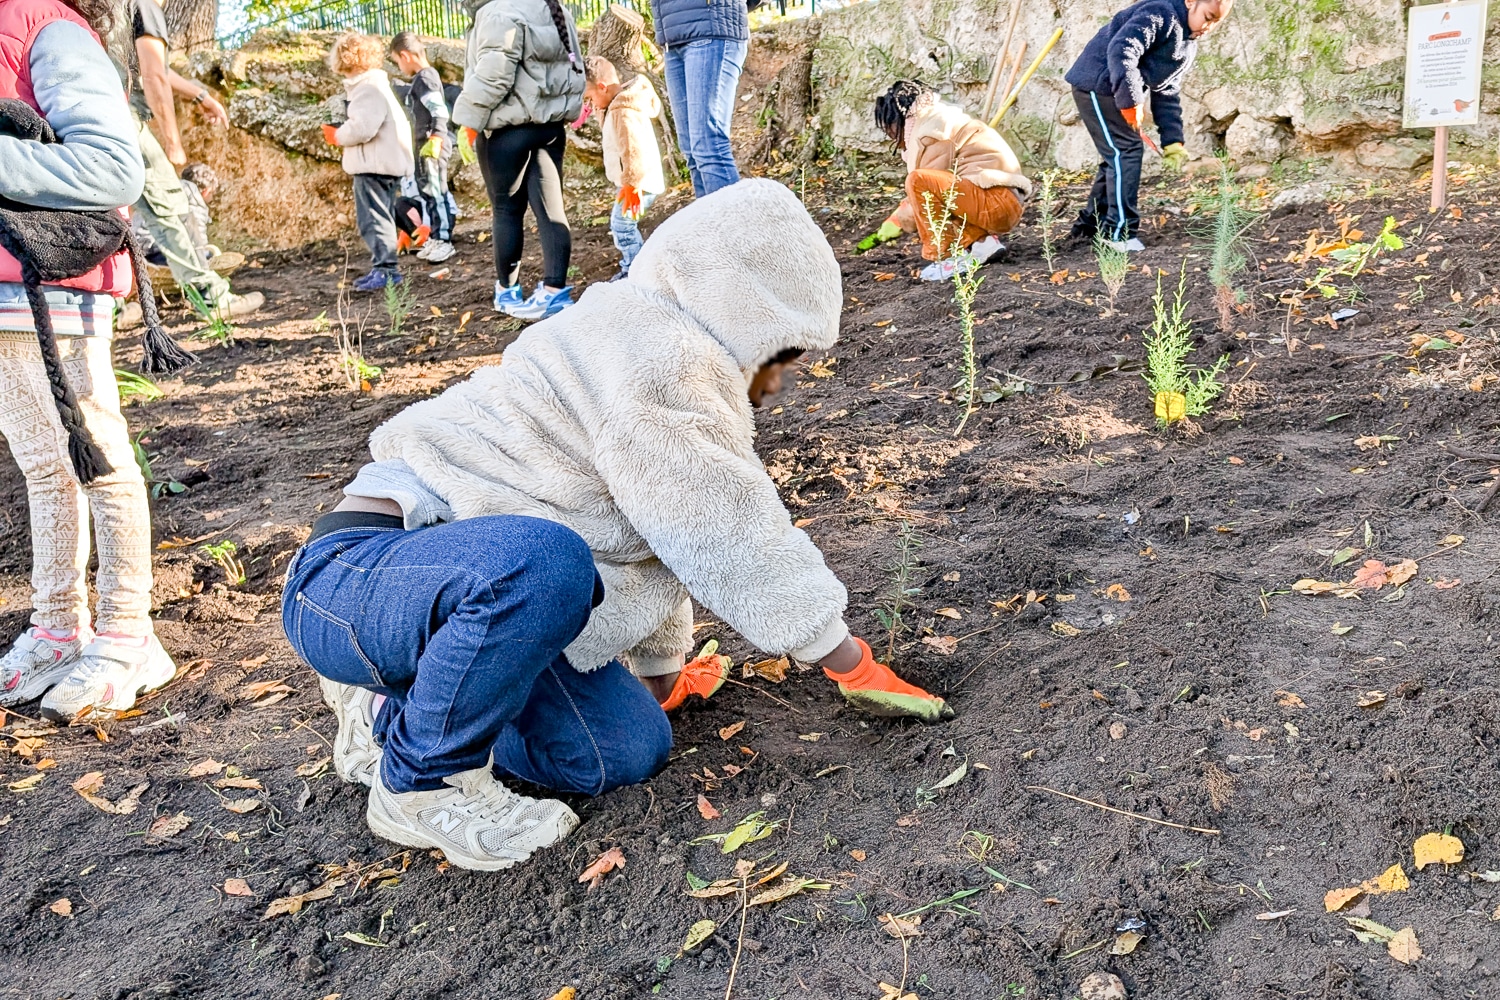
[[617, 185, 642, 220], [321, 123, 339, 146], [1119, 105, 1139, 130], [660, 644, 730, 712], [824, 638, 953, 723]]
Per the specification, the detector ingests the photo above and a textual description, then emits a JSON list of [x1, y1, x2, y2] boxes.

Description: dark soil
[[2, 162, 1499, 1000]]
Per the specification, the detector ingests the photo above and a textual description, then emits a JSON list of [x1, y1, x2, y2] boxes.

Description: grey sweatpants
[[353, 173, 400, 271], [135, 122, 230, 305]]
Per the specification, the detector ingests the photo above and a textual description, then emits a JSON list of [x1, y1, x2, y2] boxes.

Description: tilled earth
[[1, 162, 1498, 1000]]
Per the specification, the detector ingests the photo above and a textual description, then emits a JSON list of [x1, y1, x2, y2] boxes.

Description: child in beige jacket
[[583, 56, 665, 279], [322, 33, 415, 292]]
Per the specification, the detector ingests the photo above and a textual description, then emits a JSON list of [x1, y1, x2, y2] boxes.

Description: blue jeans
[[609, 191, 658, 271], [663, 38, 747, 197], [281, 515, 673, 795]]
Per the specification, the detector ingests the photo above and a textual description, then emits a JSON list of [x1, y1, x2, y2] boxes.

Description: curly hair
[[63, 0, 119, 39], [328, 33, 388, 76], [874, 80, 933, 144]]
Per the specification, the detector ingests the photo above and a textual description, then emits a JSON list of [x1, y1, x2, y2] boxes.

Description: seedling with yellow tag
[[1143, 266, 1229, 427]]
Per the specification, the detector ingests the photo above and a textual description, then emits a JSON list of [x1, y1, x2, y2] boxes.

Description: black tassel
[[122, 228, 196, 375], [23, 276, 111, 485]]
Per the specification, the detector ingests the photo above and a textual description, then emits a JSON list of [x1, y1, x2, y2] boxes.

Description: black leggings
[[476, 122, 571, 289]]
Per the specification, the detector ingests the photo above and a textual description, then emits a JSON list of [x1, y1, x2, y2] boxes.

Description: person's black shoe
[[1067, 216, 1098, 244]]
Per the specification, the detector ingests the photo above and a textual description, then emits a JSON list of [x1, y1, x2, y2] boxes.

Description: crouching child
[[281, 180, 951, 872]]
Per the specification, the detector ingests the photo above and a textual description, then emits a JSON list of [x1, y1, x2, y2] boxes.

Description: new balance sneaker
[[320, 677, 381, 786], [39, 634, 176, 721], [420, 240, 455, 264], [493, 282, 525, 313], [0, 627, 86, 707], [504, 284, 574, 321], [352, 269, 402, 293], [365, 766, 578, 871], [1106, 237, 1146, 253], [920, 252, 979, 283]]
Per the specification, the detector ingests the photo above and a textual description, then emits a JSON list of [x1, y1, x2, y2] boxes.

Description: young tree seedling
[[1143, 265, 1229, 428], [1093, 235, 1129, 314], [199, 539, 245, 586], [383, 279, 415, 338], [1036, 169, 1061, 273], [919, 182, 986, 435], [874, 520, 922, 663], [1202, 160, 1257, 332], [183, 283, 233, 346]]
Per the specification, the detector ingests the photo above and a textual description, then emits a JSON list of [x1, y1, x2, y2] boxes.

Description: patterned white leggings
[[0, 334, 152, 636]]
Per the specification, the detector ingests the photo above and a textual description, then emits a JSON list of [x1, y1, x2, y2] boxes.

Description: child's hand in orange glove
[[1120, 105, 1140, 130], [617, 185, 642, 221], [321, 123, 339, 146], [824, 638, 953, 722], [659, 640, 730, 712]]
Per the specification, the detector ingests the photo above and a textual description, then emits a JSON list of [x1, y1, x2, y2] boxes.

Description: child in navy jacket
[[1065, 0, 1230, 250]]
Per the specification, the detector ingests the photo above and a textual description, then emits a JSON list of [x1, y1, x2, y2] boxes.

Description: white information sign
[[1403, 0, 1489, 128]]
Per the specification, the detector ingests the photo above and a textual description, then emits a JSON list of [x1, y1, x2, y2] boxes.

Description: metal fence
[[220, 0, 833, 48]]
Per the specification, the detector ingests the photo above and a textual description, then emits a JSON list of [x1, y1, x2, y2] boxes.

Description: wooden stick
[[983, 0, 1025, 119], [989, 27, 1063, 128], [998, 41, 1028, 116], [722, 676, 805, 715], [1026, 784, 1221, 836], [979, 50, 1007, 120]]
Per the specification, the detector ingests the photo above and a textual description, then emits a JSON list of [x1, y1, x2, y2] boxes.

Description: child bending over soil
[[322, 32, 414, 292], [858, 80, 1032, 282], [389, 32, 456, 264], [582, 55, 665, 280], [282, 181, 951, 872], [1064, 0, 1231, 251]]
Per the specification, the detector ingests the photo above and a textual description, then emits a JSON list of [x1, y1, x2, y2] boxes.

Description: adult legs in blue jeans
[[662, 38, 747, 197], [281, 516, 673, 795]]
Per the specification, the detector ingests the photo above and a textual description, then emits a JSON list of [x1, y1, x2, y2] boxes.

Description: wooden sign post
[[1402, 0, 1489, 211]]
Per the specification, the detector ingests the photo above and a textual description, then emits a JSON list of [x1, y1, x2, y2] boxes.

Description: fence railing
[[220, 0, 837, 49]]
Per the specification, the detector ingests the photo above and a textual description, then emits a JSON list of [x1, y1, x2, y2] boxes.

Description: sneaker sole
[[0, 657, 79, 707], [39, 657, 176, 721], [364, 795, 578, 871], [320, 677, 380, 787]]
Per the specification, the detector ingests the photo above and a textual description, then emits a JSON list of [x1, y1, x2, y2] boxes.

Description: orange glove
[[1119, 105, 1139, 130], [824, 638, 953, 722], [660, 643, 730, 712], [617, 184, 642, 221], [321, 123, 339, 146]]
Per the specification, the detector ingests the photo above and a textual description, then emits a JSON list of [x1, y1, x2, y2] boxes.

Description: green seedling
[[874, 520, 922, 662], [115, 369, 163, 406], [131, 430, 185, 499], [1143, 266, 1229, 428], [896, 886, 984, 920], [342, 354, 383, 386], [199, 539, 245, 586], [919, 183, 986, 435], [1093, 235, 1129, 313], [182, 283, 233, 346], [960, 830, 995, 863], [1036, 168, 1061, 273], [383, 279, 415, 338], [1201, 159, 1257, 332]]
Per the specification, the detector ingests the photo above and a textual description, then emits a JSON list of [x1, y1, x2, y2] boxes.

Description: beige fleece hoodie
[[891, 98, 1032, 231], [334, 68, 415, 177], [367, 180, 848, 675], [601, 75, 665, 195]]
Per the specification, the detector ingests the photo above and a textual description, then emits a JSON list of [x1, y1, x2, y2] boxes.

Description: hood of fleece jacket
[[625, 179, 841, 374], [610, 74, 661, 117]]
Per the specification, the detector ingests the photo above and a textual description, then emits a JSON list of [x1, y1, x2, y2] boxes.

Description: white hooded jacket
[[363, 180, 849, 675]]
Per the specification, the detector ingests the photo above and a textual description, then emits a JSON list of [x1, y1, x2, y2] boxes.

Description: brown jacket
[[602, 75, 665, 195], [891, 100, 1031, 231]]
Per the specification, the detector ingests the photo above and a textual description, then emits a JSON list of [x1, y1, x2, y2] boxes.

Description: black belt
[[306, 510, 405, 544]]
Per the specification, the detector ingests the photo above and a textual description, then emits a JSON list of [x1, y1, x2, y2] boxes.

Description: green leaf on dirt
[[1343, 916, 1399, 944], [720, 811, 778, 854], [1331, 547, 1362, 567], [340, 931, 388, 948], [680, 919, 716, 954], [748, 876, 831, 907], [684, 871, 709, 891], [897, 887, 984, 919], [917, 759, 968, 803]]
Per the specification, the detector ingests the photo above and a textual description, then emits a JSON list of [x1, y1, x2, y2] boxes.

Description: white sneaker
[[40, 634, 176, 721], [423, 240, 455, 264], [365, 766, 578, 871], [920, 252, 979, 282], [415, 242, 435, 261], [969, 235, 1005, 263], [1106, 237, 1146, 253], [320, 676, 380, 787], [0, 628, 86, 707]]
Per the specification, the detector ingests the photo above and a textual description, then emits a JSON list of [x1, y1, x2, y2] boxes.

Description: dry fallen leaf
[[222, 798, 261, 814], [547, 989, 577, 1000], [1413, 832, 1464, 870], [223, 878, 254, 897], [877, 912, 922, 939], [1360, 864, 1411, 895], [215, 776, 263, 791], [849, 849, 867, 862], [71, 771, 105, 795], [1110, 930, 1144, 955], [1386, 559, 1418, 587], [1433, 577, 1462, 590], [263, 876, 347, 919], [696, 794, 721, 821], [1357, 690, 1387, 709], [187, 759, 225, 778], [748, 875, 828, 907], [1275, 691, 1307, 709], [578, 846, 626, 888], [1050, 621, 1081, 637], [1351, 560, 1390, 590], [146, 812, 192, 841], [747, 656, 789, 683], [718, 721, 746, 741], [1104, 583, 1132, 602], [49, 897, 73, 918], [295, 756, 331, 778], [921, 635, 959, 655], [1387, 926, 1422, 965], [934, 607, 962, 620]]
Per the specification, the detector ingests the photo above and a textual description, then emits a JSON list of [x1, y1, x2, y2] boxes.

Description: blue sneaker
[[506, 284, 574, 321], [493, 282, 524, 313], [352, 269, 401, 293]]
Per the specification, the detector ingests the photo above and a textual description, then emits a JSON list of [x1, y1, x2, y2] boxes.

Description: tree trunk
[[586, 3, 683, 181], [164, 0, 217, 55]]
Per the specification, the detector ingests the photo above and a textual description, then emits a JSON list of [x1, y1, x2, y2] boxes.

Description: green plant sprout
[[1036, 169, 1061, 273], [919, 181, 985, 435], [383, 279, 415, 338], [1305, 216, 1404, 301], [1202, 160, 1257, 332], [199, 539, 245, 586], [1143, 266, 1229, 428], [342, 354, 383, 386], [115, 369, 163, 406], [334, 266, 380, 390], [131, 430, 185, 499], [874, 520, 922, 662], [1093, 235, 1129, 313], [182, 283, 233, 346]]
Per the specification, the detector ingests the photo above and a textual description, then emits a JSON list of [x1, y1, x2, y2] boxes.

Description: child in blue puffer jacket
[[1065, 0, 1231, 251]]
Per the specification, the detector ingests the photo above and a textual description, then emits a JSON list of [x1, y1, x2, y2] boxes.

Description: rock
[[1081, 971, 1127, 1000], [1269, 181, 1339, 212], [1354, 137, 1433, 171], [1224, 115, 1283, 163], [227, 88, 342, 162], [1109, 722, 1128, 740]]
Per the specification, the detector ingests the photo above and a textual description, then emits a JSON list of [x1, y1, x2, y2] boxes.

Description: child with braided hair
[[453, 0, 584, 320]]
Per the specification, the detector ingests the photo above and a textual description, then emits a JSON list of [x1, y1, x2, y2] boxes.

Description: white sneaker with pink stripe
[[0, 628, 85, 707], [40, 634, 177, 721]]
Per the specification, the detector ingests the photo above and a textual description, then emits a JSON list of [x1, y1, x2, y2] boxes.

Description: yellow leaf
[[1387, 927, 1421, 965], [680, 918, 716, 953], [934, 607, 962, 620], [1387, 559, 1418, 587], [1359, 864, 1410, 895], [187, 758, 225, 778], [1324, 886, 1363, 912], [1104, 583, 1132, 602], [1356, 690, 1387, 708], [1275, 691, 1307, 709], [8, 773, 44, 791], [718, 721, 746, 741], [1154, 390, 1186, 423], [429, 306, 442, 317], [1412, 832, 1464, 870], [1050, 621, 1081, 637], [547, 990, 578, 1000], [49, 897, 73, 917], [71, 771, 105, 795], [1110, 930, 1144, 955], [262, 876, 347, 920]]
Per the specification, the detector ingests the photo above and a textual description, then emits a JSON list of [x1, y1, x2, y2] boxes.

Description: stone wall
[[800, 0, 1500, 174]]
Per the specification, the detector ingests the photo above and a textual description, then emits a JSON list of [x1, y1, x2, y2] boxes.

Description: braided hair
[[540, 0, 582, 73], [874, 80, 933, 146]]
